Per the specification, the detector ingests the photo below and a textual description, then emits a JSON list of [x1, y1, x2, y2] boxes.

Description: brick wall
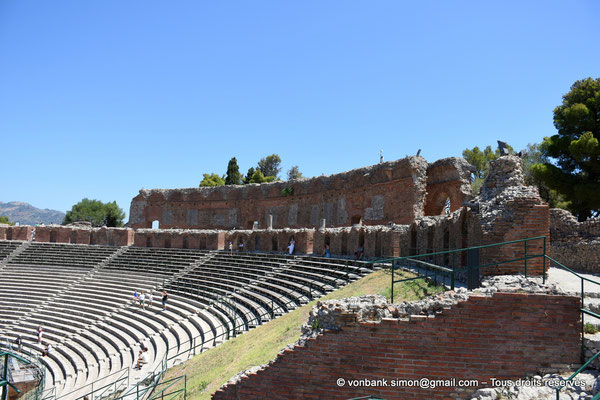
[[213, 292, 580, 400], [129, 157, 472, 230], [481, 200, 549, 276]]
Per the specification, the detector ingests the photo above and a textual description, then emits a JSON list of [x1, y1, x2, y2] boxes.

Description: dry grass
[[162, 268, 444, 400]]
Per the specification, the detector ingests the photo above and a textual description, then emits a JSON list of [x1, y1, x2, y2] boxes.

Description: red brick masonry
[[213, 292, 580, 400]]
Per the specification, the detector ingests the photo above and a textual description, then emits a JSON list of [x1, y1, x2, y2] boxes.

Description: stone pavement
[[546, 267, 600, 297]]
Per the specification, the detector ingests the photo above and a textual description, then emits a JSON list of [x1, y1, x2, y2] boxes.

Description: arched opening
[[272, 236, 278, 252], [443, 229, 450, 266], [255, 235, 261, 251], [199, 235, 206, 250], [375, 232, 382, 258], [70, 231, 78, 244], [341, 231, 348, 255], [350, 215, 362, 225], [359, 230, 365, 247], [164, 237, 171, 248], [152, 220, 160, 230], [49, 230, 56, 243], [146, 236, 152, 247], [183, 236, 189, 249], [461, 214, 469, 266], [410, 226, 417, 256], [324, 235, 331, 246]]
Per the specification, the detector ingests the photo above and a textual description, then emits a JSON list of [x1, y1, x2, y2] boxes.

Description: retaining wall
[[213, 292, 580, 400]]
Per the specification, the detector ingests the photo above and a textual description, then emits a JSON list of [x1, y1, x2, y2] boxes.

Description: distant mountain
[[0, 201, 65, 225]]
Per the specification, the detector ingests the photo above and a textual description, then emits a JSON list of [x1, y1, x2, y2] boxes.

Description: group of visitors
[[133, 290, 153, 309], [16, 327, 54, 357], [132, 290, 168, 311]]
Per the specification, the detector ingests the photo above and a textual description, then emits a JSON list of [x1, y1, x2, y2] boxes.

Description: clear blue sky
[[1, 1, 598, 221]]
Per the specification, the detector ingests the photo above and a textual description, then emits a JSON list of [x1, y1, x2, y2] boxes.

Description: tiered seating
[[166, 252, 373, 335], [0, 242, 374, 399], [0, 240, 21, 262], [104, 246, 211, 276], [9, 242, 118, 268]]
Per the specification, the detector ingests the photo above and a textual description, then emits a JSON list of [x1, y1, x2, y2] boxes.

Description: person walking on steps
[[37, 326, 43, 343], [162, 290, 168, 311]]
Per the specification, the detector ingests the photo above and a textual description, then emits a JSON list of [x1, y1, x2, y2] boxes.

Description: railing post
[[390, 260, 395, 304], [184, 375, 187, 400], [582, 278, 585, 365], [271, 299, 274, 319], [193, 337, 196, 356], [451, 268, 455, 291], [543, 236, 547, 284], [524, 240, 528, 277]]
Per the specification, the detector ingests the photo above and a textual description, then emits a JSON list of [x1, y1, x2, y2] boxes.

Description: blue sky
[[1, 1, 599, 221]]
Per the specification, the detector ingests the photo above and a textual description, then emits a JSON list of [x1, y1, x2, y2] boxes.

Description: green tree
[[225, 157, 242, 185], [0, 216, 14, 225], [243, 167, 255, 184], [200, 173, 225, 187], [247, 170, 276, 184], [287, 165, 303, 180], [533, 77, 600, 220], [522, 143, 568, 209], [63, 199, 125, 227], [462, 144, 513, 194], [257, 154, 282, 178]]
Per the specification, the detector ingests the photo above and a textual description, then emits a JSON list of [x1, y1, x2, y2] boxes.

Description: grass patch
[[163, 268, 445, 400]]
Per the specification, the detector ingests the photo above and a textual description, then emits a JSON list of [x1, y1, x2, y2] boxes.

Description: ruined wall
[[468, 156, 550, 275], [424, 157, 473, 215], [129, 156, 472, 230], [0, 225, 32, 241], [30, 225, 135, 246], [549, 208, 600, 272], [213, 291, 580, 400]]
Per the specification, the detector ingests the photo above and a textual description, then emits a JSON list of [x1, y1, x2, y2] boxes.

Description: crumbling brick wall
[[469, 156, 550, 275], [128, 156, 472, 230], [213, 292, 580, 400], [549, 208, 600, 272]]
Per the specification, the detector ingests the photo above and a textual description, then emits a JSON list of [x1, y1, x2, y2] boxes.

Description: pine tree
[[225, 157, 242, 185]]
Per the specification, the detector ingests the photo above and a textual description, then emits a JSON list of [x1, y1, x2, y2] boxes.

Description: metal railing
[[165, 259, 370, 363], [367, 236, 600, 400], [368, 236, 548, 302], [53, 367, 129, 400]]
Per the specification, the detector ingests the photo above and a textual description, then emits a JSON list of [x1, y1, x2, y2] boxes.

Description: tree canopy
[[225, 157, 242, 185], [257, 154, 282, 178], [532, 77, 600, 220], [247, 170, 276, 184], [200, 173, 225, 187], [63, 199, 125, 227], [287, 165, 303, 180], [0, 216, 14, 225]]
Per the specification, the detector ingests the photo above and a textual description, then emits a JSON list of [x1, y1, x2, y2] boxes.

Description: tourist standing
[[37, 326, 43, 343], [162, 290, 168, 311], [147, 292, 153, 309]]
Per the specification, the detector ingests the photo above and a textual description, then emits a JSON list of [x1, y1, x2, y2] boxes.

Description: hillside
[[163, 269, 444, 400], [0, 201, 65, 225]]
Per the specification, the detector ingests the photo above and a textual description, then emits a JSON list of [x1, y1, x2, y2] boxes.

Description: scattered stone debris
[[218, 275, 581, 393], [469, 371, 600, 400]]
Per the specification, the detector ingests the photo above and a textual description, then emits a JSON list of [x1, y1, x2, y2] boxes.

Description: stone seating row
[[1, 243, 374, 399], [1, 264, 227, 398], [0, 240, 21, 261]]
